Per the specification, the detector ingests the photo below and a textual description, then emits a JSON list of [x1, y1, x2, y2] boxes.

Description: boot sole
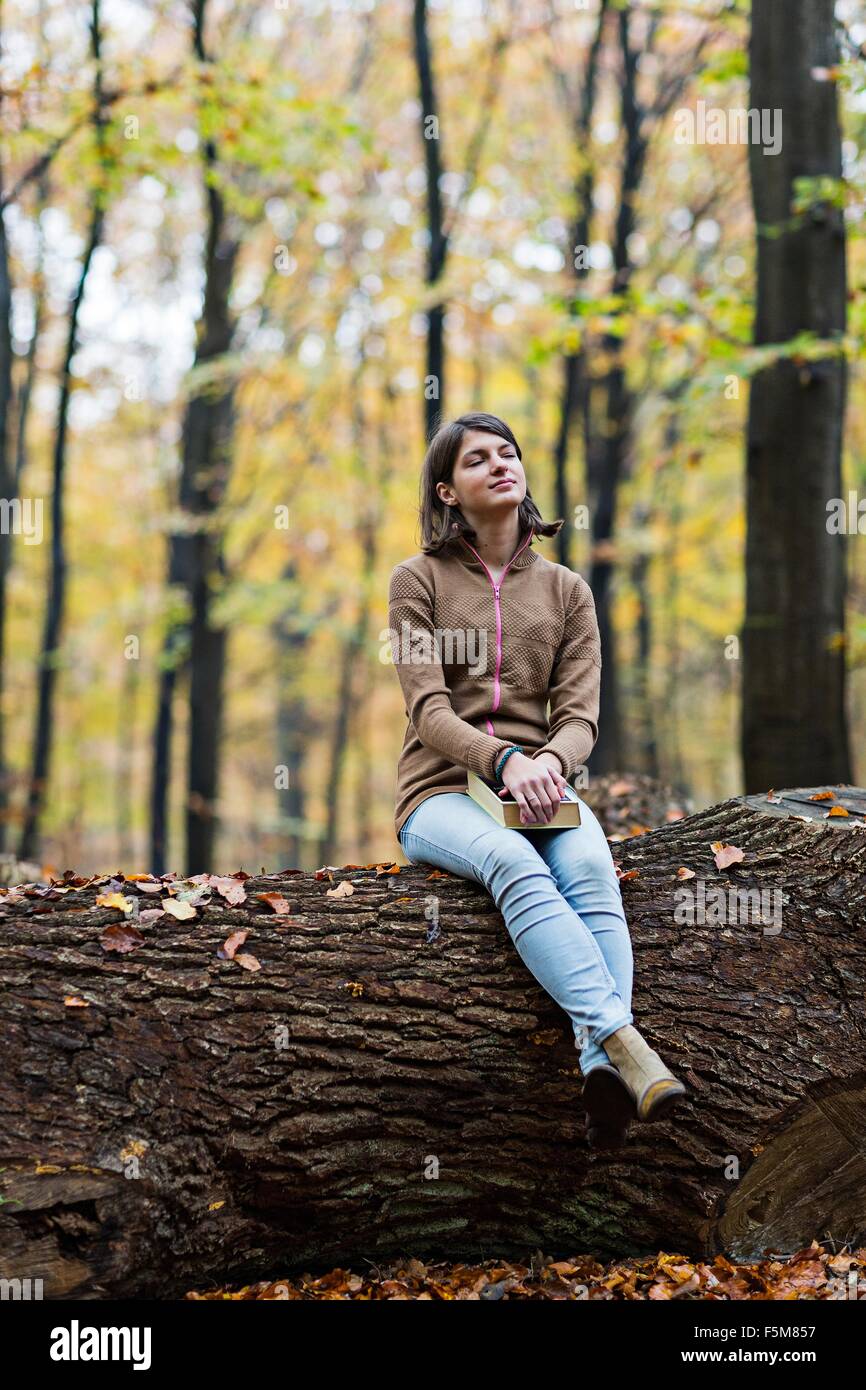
[[582, 1064, 638, 1128]]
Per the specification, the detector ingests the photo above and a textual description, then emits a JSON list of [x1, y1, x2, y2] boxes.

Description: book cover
[[466, 771, 582, 829]]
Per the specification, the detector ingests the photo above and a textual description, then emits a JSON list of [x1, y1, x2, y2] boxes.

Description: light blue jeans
[[398, 783, 634, 1076]]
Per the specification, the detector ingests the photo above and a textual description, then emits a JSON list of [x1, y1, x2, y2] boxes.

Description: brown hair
[[417, 412, 564, 556]]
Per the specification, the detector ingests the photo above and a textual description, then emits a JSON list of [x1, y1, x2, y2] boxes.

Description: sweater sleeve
[[388, 563, 515, 780], [529, 573, 601, 781]]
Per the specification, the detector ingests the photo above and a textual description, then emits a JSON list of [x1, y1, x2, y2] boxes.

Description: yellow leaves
[[95, 891, 135, 914], [344, 981, 364, 997], [119, 1139, 148, 1162], [208, 1200, 225, 1212], [710, 841, 745, 870], [161, 897, 197, 920]]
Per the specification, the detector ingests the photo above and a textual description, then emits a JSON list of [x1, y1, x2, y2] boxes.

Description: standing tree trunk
[[743, 0, 851, 790], [19, 0, 109, 862], [149, 0, 240, 876], [412, 0, 447, 441], [272, 559, 313, 873], [551, 0, 609, 573], [585, 7, 646, 777], [1, 785, 864, 1297], [0, 113, 14, 856]]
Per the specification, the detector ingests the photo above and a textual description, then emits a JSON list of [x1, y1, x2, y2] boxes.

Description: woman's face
[[437, 429, 526, 522]]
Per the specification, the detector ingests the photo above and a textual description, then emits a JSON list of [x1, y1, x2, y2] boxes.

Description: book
[[466, 770, 582, 829]]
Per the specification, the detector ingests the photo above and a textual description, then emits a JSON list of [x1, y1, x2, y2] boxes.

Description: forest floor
[[184, 1240, 866, 1300]]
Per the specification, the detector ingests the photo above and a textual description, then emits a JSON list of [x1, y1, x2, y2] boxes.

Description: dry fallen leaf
[[95, 892, 135, 915], [219, 930, 248, 960], [255, 893, 294, 915], [161, 898, 197, 920], [208, 875, 248, 905], [234, 952, 261, 972], [676, 867, 696, 879], [710, 841, 745, 870], [326, 880, 355, 898], [100, 923, 145, 953], [64, 996, 90, 1008]]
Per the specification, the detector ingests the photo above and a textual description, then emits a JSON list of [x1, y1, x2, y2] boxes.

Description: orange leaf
[[234, 953, 261, 972], [219, 930, 248, 960], [255, 893, 294, 914]]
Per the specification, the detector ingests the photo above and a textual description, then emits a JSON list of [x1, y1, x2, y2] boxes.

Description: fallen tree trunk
[[1, 785, 864, 1298]]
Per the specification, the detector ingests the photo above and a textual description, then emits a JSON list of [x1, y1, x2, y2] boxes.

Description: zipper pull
[[494, 585, 500, 597]]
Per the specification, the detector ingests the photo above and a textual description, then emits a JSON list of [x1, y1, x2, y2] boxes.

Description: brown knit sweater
[[387, 527, 602, 840]]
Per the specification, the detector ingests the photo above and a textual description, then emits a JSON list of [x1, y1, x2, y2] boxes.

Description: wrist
[[493, 743, 523, 786]]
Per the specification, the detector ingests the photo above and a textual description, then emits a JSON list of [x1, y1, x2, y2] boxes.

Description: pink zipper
[[460, 528, 533, 735]]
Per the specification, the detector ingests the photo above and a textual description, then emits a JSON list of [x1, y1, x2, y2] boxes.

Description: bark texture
[[1, 786, 864, 1297], [744, 0, 851, 789]]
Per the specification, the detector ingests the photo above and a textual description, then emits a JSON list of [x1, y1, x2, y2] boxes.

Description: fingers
[[522, 772, 559, 825]]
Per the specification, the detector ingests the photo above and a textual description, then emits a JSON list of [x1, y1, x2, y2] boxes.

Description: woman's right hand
[[497, 752, 569, 825]]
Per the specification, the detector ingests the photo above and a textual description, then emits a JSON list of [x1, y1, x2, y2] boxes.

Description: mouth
[[490, 479, 515, 491]]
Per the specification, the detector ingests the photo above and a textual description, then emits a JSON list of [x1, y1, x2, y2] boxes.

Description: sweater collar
[[452, 527, 539, 572]]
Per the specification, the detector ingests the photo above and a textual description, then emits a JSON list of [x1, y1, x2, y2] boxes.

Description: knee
[[474, 832, 554, 893]]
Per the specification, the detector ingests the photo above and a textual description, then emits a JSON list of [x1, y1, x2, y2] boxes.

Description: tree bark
[[744, 0, 851, 790], [1, 785, 864, 1298]]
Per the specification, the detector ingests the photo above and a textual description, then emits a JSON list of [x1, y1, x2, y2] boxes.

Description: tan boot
[[601, 1024, 687, 1122]]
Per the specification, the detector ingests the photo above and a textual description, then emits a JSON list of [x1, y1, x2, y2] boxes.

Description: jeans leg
[[399, 792, 633, 1073], [529, 788, 634, 1073]]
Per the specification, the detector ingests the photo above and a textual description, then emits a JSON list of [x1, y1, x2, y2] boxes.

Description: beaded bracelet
[[493, 744, 523, 787]]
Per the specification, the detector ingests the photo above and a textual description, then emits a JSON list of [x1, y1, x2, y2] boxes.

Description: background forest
[[1, 0, 864, 878]]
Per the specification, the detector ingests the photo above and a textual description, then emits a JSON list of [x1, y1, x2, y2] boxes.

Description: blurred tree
[[743, 0, 851, 789]]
